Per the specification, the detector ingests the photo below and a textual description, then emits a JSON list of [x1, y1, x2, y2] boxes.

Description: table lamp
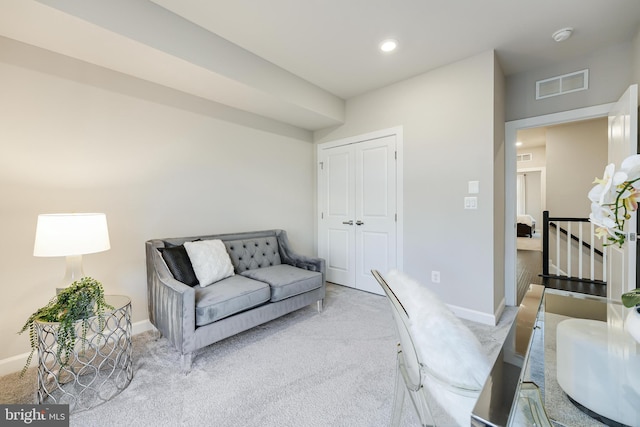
[[33, 213, 111, 288]]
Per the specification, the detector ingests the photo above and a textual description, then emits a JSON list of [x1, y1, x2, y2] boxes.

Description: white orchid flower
[[588, 184, 607, 204], [613, 170, 628, 185], [589, 201, 608, 216], [588, 182, 614, 205], [589, 203, 616, 229], [589, 215, 619, 239], [621, 154, 640, 181], [588, 154, 640, 247], [590, 163, 618, 205]]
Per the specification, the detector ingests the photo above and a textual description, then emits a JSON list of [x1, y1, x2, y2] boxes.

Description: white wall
[[545, 118, 607, 217], [505, 42, 633, 121], [517, 145, 546, 169], [0, 38, 316, 371], [315, 51, 504, 324]]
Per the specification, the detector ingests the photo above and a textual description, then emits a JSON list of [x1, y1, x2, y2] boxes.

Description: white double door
[[318, 134, 397, 295]]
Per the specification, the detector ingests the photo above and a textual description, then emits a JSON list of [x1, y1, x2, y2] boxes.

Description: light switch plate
[[468, 181, 479, 194]]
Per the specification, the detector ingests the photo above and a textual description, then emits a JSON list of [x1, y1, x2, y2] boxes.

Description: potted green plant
[[18, 276, 113, 376]]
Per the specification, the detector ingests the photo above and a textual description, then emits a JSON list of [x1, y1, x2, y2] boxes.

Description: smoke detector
[[552, 27, 573, 42]]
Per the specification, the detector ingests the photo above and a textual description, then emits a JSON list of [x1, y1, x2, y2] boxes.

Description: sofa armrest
[[145, 240, 196, 354], [275, 230, 326, 284]]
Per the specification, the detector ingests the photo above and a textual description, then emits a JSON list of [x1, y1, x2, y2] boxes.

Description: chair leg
[[409, 388, 435, 427], [391, 364, 406, 426], [317, 299, 323, 313]]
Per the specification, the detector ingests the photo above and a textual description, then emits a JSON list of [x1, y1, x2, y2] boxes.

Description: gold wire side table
[[35, 295, 133, 413]]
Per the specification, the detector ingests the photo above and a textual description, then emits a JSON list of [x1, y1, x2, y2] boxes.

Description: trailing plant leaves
[[621, 288, 640, 308], [17, 277, 114, 377]]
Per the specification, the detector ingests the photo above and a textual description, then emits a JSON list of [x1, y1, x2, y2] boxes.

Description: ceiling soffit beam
[[3, 0, 345, 130]]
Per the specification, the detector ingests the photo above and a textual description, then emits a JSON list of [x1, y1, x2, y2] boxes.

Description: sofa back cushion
[[224, 237, 281, 272]]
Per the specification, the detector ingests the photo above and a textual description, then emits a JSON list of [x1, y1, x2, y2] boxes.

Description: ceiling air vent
[[536, 69, 588, 100], [517, 153, 532, 162]]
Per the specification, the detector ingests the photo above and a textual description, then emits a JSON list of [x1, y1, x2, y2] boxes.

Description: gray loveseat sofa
[[146, 229, 325, 372]]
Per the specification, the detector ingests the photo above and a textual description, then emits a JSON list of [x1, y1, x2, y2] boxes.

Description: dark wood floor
[[516, 249, 607, 305], [516, 250, 544, 304]]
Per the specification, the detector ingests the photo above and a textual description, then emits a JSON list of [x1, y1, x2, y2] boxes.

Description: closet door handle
[[342, 220, 354, 225], [356, 220, 364, 226]]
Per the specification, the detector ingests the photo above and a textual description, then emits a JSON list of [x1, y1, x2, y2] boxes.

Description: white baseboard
[[0, 319, 155, 377], [0, 352, 36, 378], [448, 298, 505, 326], [132, 319, 154, 335]]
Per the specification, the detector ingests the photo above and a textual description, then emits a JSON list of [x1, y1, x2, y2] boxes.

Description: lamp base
[[58, 255, 85, 290]]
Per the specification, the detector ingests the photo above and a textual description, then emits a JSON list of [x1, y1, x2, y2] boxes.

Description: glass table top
[[472, 286, 640, 427]]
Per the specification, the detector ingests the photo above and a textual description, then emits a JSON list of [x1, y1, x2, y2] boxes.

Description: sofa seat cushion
[[194, 275, 270, 326], [240, 265, 323, 302]]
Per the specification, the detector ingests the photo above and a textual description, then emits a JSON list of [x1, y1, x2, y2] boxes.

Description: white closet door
[[318, 135, 397, 295], [354, 136, 397, 294], [319, 144, 356, 286]]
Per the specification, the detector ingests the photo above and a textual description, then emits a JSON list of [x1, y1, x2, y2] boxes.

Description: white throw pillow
[[384, 270, 490, 426], [184, 239, 235, 287]]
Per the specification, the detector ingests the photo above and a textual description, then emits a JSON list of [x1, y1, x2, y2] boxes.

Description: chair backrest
[[372, 269, 422, 391]]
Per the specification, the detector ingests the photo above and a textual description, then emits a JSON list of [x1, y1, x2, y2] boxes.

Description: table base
[[36, 296, 132, 413]]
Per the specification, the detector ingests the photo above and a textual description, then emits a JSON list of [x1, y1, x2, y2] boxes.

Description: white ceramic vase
[[625, 307, 640, 343]]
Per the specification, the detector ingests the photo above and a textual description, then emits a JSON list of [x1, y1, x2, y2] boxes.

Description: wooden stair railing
[[541, 211, 606, 285]]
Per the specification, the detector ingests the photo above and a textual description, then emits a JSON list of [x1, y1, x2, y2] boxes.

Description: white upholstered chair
[[372, 270, 486, 427]]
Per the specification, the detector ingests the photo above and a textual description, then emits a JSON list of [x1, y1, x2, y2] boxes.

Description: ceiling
[[1, 0, 639, 131], [150, 0, 640, 98]]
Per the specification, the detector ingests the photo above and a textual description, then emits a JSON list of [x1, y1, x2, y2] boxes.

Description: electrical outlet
[[431, 271, 440, 283], [464, 197, 478, 209]]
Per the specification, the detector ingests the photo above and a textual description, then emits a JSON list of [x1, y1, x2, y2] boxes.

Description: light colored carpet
[[537, 313, 608, 426], [0, 283, 516, 427], [517, 233, 542, 251]]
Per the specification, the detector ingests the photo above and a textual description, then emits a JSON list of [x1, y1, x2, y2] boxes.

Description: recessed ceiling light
[[552, 27, 573, 43], [379, 39, 398, 53], [515, 141, 523, 146]]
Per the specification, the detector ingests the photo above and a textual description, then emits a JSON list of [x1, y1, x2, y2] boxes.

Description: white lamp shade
[[33, 213, 111, 257]]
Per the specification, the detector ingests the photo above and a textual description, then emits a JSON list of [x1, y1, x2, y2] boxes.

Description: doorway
[[505, 104, 613, 305], [516, 169, 544, 227]]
